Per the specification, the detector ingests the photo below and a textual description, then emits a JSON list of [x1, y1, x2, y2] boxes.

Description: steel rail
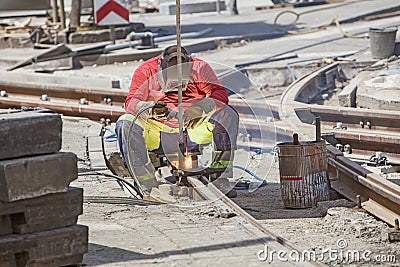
[[0, 81, 128, 106], [279, 61, 400, 227], [187, 177, 321, 267], [328, 154, 400, 227], [0, 89, 279, 124], [0, 96, 125, 121], [323, 130, 400, 163]]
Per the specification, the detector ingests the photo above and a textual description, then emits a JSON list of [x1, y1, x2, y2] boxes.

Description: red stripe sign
[[94, 0, 129, 26], [280, 176, 303, 181]]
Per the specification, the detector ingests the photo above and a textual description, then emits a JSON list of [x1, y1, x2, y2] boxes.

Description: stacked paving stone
[[0, 111, 87, 266]]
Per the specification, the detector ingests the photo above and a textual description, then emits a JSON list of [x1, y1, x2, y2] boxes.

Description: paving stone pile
[[0, 110, 87, 266]]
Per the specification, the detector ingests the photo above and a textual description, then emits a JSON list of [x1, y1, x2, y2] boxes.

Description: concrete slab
[[69, 23, 145, 44], [0, 187, 82, 236], [338, 71, 371, 107], [356, 62, 400, 111], [0, 112, 62, 161], [0, 152, 77, 202], [0, 225, 88, 267], [79, 203, 294, 266]]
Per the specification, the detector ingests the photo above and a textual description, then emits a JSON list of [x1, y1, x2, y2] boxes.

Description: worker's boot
[[213, 177, 237, 198], [210, 150, 236, 198]]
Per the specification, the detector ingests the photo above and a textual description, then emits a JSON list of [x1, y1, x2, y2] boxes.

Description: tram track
[[279, 61, 400, 227], [1, 60, 399, 228]]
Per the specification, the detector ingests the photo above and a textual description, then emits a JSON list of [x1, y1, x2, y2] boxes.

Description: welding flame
[[184, 156, 192, 169]]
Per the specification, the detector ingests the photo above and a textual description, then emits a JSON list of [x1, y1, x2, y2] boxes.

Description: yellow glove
[[183, 98, 215, 129], [151, 101, 169, 120]]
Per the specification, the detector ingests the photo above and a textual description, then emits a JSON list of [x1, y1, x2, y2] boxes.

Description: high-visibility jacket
[[124, 55, 228, 128]]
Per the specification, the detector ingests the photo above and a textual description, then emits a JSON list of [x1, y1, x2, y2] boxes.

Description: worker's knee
[[210, 105, 239, 131], [115, 118, 143, 139], [210, 105, 238, 151]]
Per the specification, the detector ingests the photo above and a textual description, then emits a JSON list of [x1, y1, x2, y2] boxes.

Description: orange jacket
[[124, 55, 228, 117]]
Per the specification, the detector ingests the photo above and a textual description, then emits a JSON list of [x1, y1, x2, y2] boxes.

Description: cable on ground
[[274, 0, 373, 38]]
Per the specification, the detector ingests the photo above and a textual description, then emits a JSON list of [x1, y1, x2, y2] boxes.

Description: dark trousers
[[115, 105, 239, 178]]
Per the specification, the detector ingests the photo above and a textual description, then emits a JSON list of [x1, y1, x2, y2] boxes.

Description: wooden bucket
[[277, 140, 330, 208]]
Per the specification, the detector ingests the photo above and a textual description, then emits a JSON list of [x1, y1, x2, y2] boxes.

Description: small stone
[[220, 212, 237, 219]]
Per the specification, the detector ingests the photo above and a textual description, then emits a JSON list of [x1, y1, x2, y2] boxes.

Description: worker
[[115, 45, 239, 196]]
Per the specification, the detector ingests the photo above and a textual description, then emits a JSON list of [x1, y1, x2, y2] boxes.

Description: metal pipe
[[51, 0, 58, 23], [315, 116, 321, 142], [59, 0, 66, 29], [293, 133, 299, 145], [176, 0, 184, 171], [70, 0, 81, 28], [356, 195, 362, 208], [110, 25, 116, 44]]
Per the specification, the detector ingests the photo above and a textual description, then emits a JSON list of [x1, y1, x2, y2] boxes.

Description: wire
[[78, 171, 141, 198], [104, 133, 117, 142], [83, 196, 162, 206], [126, 105, 156, 197], [233, 165, 264, 182], [274, 0, 373, 37], [233, 164, 268, 190], [234, 180, 267, 190]]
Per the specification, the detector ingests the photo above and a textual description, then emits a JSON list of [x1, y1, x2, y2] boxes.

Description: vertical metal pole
[[356, 195, 362, 209], [51, 0, 59, 23], [70, 0, 82, 29], [59, 0, 66, 30], [216, 0, 220, 14], [110, 25, 116, 44], [229, 0, 238, 15], [293, 133, 299, 145], [315, 116, 321, 142], [176, 0, 184, 170]]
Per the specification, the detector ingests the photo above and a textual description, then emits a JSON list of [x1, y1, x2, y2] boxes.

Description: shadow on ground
[[146, 21, 295, 39], [84, 237, 270, 265]]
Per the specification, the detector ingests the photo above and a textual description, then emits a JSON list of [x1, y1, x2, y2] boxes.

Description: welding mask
[[157, 49, 192, 93]]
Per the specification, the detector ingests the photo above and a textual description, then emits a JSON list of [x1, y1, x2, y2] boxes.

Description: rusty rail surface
[[0, 83, 283, 155], [279, 62, 400, 227], [327, 146, 400, 227], [0, 86, 277, 121], [0, 96, 125, 121]]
